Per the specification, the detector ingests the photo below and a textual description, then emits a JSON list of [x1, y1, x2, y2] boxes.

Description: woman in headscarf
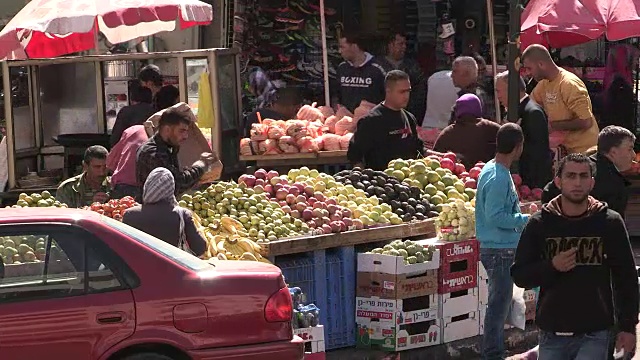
[[433, 93, 501, 169], [122, 167, 206, 256]]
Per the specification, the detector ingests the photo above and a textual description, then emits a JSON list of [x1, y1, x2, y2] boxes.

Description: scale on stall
[[0, 48, 243, 201]]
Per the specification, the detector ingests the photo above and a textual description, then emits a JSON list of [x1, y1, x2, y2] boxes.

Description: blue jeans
[[481, 248, 515, 360], [539, 330, 611, 360]]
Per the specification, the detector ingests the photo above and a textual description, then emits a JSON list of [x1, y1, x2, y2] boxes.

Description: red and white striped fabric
[[0, 0, 213, 60]]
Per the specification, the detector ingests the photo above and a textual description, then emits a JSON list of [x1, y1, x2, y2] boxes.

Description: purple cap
[[454, 93, 483, 118]]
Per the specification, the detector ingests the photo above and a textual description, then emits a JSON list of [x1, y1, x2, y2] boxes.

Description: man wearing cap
[[433, 94, 501, 169]]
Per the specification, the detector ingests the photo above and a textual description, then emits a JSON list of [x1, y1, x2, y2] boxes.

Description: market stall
[[0, 48, 243, 199]]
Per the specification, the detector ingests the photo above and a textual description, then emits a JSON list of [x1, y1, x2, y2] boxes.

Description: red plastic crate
[[439, 260, 478, 293]]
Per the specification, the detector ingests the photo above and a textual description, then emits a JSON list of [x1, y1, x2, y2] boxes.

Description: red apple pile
[[239, 169, 364, 235], [512, 174, 543, 202]]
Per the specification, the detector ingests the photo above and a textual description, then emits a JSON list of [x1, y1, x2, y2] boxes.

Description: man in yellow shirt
[[521, 45, 599, 154]]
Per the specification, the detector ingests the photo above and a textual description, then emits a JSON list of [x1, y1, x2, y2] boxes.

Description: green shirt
[[56, 173, 111, 208]]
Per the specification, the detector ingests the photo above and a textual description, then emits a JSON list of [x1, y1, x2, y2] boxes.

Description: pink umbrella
[[520, 0, 606, 49], [606, 0, 640, 41], [0, 0, 213, 60]]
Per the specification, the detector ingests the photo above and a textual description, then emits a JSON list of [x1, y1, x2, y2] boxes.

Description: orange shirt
[[531, 69, 599, 154]]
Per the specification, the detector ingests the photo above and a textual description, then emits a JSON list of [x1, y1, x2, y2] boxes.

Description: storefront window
[[185, 58, 208, 116]]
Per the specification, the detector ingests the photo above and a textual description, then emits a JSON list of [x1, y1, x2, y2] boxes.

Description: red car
[[0, 208, 304, 360]]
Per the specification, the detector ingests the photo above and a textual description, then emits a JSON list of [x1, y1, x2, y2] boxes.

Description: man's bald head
[[451, 56, 479, 89], [521, 44, 553, 63], [521, 44, 557, 81]]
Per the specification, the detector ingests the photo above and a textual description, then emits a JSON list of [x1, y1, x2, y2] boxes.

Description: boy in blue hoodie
[[475, 123, 533, 360]]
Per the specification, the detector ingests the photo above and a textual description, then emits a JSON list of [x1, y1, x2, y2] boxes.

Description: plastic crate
[[275, 246, 356, 350], [276, 250, 328, 330]]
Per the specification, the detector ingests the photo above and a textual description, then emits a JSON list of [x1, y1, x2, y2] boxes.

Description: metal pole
[[319, 0, 330, 106], [507, 0, 522, 122], [486, 0, 501, 123]]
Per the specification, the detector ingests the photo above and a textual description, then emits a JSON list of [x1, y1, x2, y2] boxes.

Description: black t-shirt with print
[[347, 104, 423, 170]]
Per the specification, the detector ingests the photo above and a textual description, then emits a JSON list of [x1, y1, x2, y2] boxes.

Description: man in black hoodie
[[541, 125, 635, 216], [512, 153, 638, 359]]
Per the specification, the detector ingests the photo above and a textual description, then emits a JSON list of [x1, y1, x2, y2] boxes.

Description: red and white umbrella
[[0, 0, 213, 60]]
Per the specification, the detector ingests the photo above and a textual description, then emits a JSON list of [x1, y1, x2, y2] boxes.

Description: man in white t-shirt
[[421, 70, 460, 147]]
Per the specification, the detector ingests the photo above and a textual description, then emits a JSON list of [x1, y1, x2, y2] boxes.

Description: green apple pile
[[367, 239, 437, 264], [179, 181, 309, 242], [434, 199, 476, 242], [386, 158, 476, 208], [12, 191, 67, 208], [0, 236, 48, 265]]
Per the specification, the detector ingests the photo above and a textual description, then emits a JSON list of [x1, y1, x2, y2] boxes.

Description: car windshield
[[102, 216, 211, 271]]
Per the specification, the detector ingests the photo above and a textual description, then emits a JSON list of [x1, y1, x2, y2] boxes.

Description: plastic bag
[[250, 123, 269, 141], [334, 116, 355, 136], [506, 285, 527, 330], [296, 102, 324, 122], [322, 134, 342, 151], [324, 115, 339, 133], [197, 71, 215, 128], [340, 133, 353, 150]]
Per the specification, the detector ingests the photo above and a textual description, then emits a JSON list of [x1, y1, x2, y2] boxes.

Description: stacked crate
[[355, 249, 442, 351], [417, 238, 481, 343]]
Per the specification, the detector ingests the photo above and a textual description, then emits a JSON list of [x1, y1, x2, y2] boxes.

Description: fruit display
[[84, 196, 138, 221], [239, 108, 355, 156], [11, 191, 67, 208], [434, 199, 476, 242], [366, 239, 437, 264], [240, 168, 363, 234], [289, 287, 321, 329], [386, 155, 478, 208], [333, 166, 438, 223], [192, 214, 270, 263], [0, 236, 47, 265], [512, 174, 543, 202], [180, 180, 309, 242]]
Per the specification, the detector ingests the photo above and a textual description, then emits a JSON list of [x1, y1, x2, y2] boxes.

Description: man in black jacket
[[348, 70, 423, 170], [541, 125, 635, 216], [495, 71, 553, 189], [512, 153, 638, 359]]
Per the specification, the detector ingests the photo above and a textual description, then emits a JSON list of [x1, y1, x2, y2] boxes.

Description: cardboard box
[[416, 238, 479, 263], [356, 320, 441, 351], [439, 259, 478, 294], [356, 295, 440, 326], [441, 310, 481, 343], [357, 250, 441, 276], [439, 288, 480, 318], [356, 270, 438, 299], [294, 326, 325, 354]]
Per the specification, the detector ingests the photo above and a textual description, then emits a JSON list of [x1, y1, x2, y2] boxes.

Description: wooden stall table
[[262, 218, 436, 257], [240, 150, 350, 175]]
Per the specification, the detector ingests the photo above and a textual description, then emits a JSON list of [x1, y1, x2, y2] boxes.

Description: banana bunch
[[193, 214, 269, 263]]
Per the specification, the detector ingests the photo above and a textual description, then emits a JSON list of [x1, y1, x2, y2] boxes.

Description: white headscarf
[[143, 167, 177, 205]]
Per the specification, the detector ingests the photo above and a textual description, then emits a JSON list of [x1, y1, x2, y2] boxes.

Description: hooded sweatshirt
[[511, 196, 639, 334], [337, 53, 387, 112]]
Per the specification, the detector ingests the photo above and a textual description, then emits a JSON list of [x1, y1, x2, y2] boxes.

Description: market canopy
[[0, 0, 213, 60], [520, 0, 640, 49]]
